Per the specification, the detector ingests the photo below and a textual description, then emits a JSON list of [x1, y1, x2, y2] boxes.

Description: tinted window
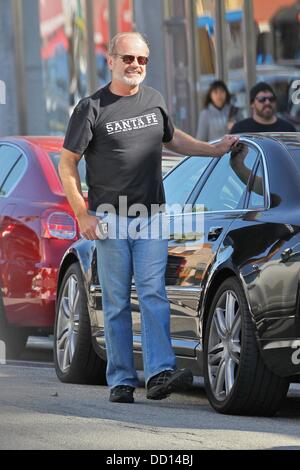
[[193, 146, 258, 212], [0, 154, 27, 196], [0, 145, 22, 189], [50, 152, 87, 191], [248, 160, 265, 209], [163, 156, 212, 208]]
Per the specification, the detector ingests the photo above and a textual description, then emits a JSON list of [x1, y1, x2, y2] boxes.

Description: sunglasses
[[112, 54, 149, 65], [255, 95, 276, 103]]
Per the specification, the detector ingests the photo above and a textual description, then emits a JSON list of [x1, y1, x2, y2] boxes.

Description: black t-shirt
[[63, 84, 174, 212], [230, 117, 296, 134]]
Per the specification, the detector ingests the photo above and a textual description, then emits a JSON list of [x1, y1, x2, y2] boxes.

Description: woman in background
[[196, 80, 242, 141]]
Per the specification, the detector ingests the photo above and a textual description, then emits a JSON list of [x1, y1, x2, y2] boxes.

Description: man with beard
[[230, 82, 296, 133], [59, 32, 238, 404]]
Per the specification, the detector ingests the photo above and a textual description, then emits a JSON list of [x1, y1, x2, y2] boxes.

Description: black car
[[54, 133, 300, 416]]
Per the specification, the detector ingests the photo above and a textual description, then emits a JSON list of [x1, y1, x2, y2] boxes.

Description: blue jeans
[[95, 213, 176, 389]]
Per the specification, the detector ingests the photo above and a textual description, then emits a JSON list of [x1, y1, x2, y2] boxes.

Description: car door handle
[[208, 226, 223, 241]]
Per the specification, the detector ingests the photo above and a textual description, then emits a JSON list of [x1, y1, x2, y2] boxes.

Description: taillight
[[42, 211, 77, 240]]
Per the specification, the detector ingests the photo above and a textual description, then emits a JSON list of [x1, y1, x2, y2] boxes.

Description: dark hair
[[204, 80, 231, 108], [250, 82, 276, 103]]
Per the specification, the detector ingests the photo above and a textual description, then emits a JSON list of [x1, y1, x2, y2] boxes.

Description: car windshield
[[49, 152, 88, 192]]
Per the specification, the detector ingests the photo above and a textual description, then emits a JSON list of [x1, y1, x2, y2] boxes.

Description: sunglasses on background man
[[255, 95, 276, 104]]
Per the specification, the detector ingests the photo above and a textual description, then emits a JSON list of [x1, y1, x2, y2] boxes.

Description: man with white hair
[[59, 32, 238, 404]]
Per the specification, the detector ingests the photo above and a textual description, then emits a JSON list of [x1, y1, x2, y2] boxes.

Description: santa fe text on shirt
[[106, 113, 159, 135]]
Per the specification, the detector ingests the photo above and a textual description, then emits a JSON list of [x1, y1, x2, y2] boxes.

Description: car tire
[[54, 262, 107, 385], [203, 277, 289, 416], [0, 295, 28, 359]]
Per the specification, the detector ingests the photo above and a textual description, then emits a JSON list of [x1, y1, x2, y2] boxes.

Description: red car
[[0, 136, 87, 358], [0, 137, 182, 358]]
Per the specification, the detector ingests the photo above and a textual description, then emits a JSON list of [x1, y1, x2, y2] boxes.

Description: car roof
[[5, 133, 300, 154], [6, 136, 64, 152], [4, 136, 186, 158], [239, 132, 300, 151]]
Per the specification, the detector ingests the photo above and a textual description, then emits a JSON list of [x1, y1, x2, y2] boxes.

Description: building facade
[[0, 0, 299, 137]]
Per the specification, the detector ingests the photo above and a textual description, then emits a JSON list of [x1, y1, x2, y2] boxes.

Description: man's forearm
[[165, 128, 239, 157], [58, 158, 87, 217], [164, 128, 218, 156]]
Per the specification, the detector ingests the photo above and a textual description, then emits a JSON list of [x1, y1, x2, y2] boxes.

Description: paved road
[[19, 336, 54, 362], [1, 357, 300, 450]]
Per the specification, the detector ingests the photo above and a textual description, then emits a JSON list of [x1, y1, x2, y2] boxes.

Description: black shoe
[[146, 369, 193, 400], [109, 385, 135, 403]]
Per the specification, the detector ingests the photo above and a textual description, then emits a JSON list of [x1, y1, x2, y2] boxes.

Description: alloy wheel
[[56, 274, 80, 372], [207, 290, 241, 401]]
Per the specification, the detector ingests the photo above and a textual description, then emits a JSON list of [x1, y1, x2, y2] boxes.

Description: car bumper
[[4, 266, 58, 328], [259, 338, 300, 377]]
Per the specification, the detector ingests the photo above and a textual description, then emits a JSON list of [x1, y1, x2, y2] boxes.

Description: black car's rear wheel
[[203, 277, 289, 416], [54, 263, 106, 385]]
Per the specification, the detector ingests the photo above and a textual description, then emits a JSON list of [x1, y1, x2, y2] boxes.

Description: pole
[[215, 0, 228, 82], [12, 0, 27, 134], [108, 0, 118, 40], [85, 0, 97, 94], [243, 0, 257, 115]]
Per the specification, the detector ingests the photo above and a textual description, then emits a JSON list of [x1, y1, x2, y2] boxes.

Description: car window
[[49, 152, 87, 191], [162, 156, 182, 176], [193, 145, 258, 212], [0, 145, 23, 189], [163, 156, 212, 208], [0, 154, 27, 196], [248, 160, 265, 209]]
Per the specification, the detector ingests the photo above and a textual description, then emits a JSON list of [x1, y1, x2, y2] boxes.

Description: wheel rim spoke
[[208, 341, 224, 356], [72, 289, 80, 315], [230, 342, 241, 365], [208, 341, 224, 366], [214, 308, 227, 339], [57, 328, 69, 350], [225, 292, 236, 331], [68, 276, 77, 312], [61, 298, 71, 320], [214, 359, 226, 397], [62, 337, 71, 370], [225, 358, 235, 394], [231, 311, 241, 339], [56, 298, 70, 353], [208, 350, 224, 366], [69, 332, 76, 361]]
